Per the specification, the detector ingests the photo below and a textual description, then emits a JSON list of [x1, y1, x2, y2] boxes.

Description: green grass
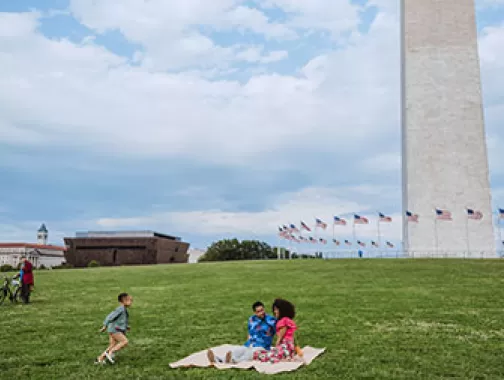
[[1, 259, 504, 379]]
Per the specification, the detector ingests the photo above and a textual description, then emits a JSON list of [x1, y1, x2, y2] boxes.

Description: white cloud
[[234, 46, 288, 63], [0, 7, 401, 168], [361, 153, 401, 173], [261, 0, 363, 37], [95, 185, 402, 240], [68, 0, 295, 70], [0, 1, 504, 247]]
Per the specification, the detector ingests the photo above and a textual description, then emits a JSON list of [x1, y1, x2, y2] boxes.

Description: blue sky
[[0, 0, 503, 251]]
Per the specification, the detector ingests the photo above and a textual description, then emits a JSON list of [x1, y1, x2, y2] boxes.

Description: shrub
[[0, 264, 15, 272], [87, 260, 100, 268], [38, 264, 47, 270], [52, 263, 74, 270]]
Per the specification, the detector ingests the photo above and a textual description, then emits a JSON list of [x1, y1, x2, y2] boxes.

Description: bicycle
[[0, 275, 22, 305]]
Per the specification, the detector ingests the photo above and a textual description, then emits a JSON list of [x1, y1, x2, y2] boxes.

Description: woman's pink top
[[276, 317, 297, 342]]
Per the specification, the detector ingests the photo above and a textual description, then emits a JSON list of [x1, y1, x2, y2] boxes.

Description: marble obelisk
[[401, 0, 496, 257]]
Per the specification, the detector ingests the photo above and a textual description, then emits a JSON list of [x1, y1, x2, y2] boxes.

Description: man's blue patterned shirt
[[244, 314, 276, 349]]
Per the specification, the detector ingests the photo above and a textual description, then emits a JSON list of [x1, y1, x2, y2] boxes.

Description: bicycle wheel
[[0, 288, 6, 305], [13, 287, 22, 303]]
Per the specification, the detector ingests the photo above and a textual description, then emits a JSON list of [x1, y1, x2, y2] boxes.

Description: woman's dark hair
[[118, 292, 129, 302], [252, 301, 264, 311], [272, 298, 295, 319]]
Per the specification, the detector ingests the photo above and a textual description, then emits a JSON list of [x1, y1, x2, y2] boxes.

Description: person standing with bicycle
[[19, 255, 34, 304]]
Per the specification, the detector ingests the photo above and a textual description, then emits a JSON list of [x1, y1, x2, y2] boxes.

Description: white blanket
[[169, 344, 325, 375]]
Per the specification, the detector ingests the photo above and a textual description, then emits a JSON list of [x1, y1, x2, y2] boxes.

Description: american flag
[[378, 212, 392, 222], [436, 209, 452, 221], [499, 208, 504, 219], [467, 209, 483, 220], [332, 239, 340, 246], [386, 241, 394, 248], [333, 216, 347, 226], [278, 227, 287, 237], [406, 211, 419, 222], [290, 235, 300, 243], [289, 223, 300, 233], [282, 224, 289, 231], [371, 241, 379, 247], [308, 236, 317, 244], [319, 238, 327, 244], [300, 221, 311, 232], [354, 214, 369, 224], [298, 236, 307, 242], [357, 240, 366, 247], [316, 218, 328, 229], [344, 240, 352, 246]]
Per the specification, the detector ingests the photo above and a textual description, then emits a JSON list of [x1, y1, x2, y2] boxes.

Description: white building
[[188, 248, 206, 263], [0, 224, 66, 268]]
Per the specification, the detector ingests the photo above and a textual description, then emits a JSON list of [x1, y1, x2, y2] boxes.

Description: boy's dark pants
[[21, 283, 31, 303]]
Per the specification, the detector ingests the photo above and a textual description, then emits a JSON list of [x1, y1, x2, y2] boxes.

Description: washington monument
[[401, 0, 496, 257]]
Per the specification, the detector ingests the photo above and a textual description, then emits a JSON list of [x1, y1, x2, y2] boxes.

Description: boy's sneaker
[[94, 359, 106, 365], [104, 351, 115, 364]]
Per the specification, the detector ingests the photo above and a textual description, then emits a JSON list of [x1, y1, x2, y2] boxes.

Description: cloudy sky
[[0, 0, 503, 250]]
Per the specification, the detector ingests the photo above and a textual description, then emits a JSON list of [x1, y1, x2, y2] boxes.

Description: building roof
[[0, 243, 66, 251], [38, 224, 48, 233], [74, 230, 181, 241]]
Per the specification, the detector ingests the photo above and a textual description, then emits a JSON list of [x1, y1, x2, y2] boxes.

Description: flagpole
[[352, 218, 356, 256], [498, 213, 502, 255], [377, 218, 381, 248], [299, 227, 302, 257], [465, 209, 470, 257], [434, 217, 439, 257], [277, 233, 280, 260]]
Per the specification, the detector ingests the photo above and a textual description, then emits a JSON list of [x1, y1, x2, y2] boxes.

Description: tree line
[[198, 238, 323, 262]]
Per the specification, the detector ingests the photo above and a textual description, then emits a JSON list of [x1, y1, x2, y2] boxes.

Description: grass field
[[1, 259, 504, 379]]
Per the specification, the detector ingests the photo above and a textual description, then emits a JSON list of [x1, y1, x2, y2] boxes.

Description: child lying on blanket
[[253, 298, 301, 364]]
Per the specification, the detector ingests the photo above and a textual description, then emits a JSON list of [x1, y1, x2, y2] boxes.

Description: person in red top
[[253, 298, 298, 363], [19, 256, 34, 304]]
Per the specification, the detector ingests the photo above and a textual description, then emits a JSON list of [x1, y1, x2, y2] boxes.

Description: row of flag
[[406, 208, 504, 222], [281, 208, 504, 232], [282, 213, 392, 233], [277, 230, 395, 248]]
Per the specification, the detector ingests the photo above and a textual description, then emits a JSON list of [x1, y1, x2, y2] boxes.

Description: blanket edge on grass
[[169, 344, 325, 374]]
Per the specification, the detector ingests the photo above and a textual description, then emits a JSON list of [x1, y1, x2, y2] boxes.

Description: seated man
[[208, 301, 276, 364]]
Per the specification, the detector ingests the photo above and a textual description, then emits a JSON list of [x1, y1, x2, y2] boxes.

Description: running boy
[[95, 292, 133, 364]]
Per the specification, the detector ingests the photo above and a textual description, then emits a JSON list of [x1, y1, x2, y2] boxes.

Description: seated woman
[[253, 298, 298, 363]]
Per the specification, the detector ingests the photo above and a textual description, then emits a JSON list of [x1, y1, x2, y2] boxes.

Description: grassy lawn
[[1, 259, 504, 379]]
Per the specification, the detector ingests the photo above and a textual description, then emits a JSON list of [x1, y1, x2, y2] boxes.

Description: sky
[[0, 0, 503, 251]]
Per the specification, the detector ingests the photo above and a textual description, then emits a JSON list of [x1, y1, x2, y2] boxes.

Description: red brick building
[[64, 231, 189, 267]]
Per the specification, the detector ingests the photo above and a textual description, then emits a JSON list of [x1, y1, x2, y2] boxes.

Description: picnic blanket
[[169, 344, 325, 375]]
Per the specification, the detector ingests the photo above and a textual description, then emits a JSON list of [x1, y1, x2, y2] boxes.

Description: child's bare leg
[[109, 333, 128, 355], [106, 334, 116, 353], [97, 334, 116, 361]]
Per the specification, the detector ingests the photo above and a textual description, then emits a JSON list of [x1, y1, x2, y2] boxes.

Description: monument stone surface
[[401, 0, 496, 257]]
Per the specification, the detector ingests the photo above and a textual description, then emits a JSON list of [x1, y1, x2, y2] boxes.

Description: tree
[[199, 239, 276, 262]]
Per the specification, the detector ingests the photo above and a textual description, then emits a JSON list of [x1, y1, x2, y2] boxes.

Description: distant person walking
[[19, 256, 34, 304], [96, 293, 133, 364]]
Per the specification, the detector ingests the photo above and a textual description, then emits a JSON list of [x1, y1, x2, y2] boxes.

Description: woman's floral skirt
[[253, 340, 295, 363]]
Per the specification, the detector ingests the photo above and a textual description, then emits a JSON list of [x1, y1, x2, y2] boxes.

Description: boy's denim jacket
[[104, 305, 129, 332]]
